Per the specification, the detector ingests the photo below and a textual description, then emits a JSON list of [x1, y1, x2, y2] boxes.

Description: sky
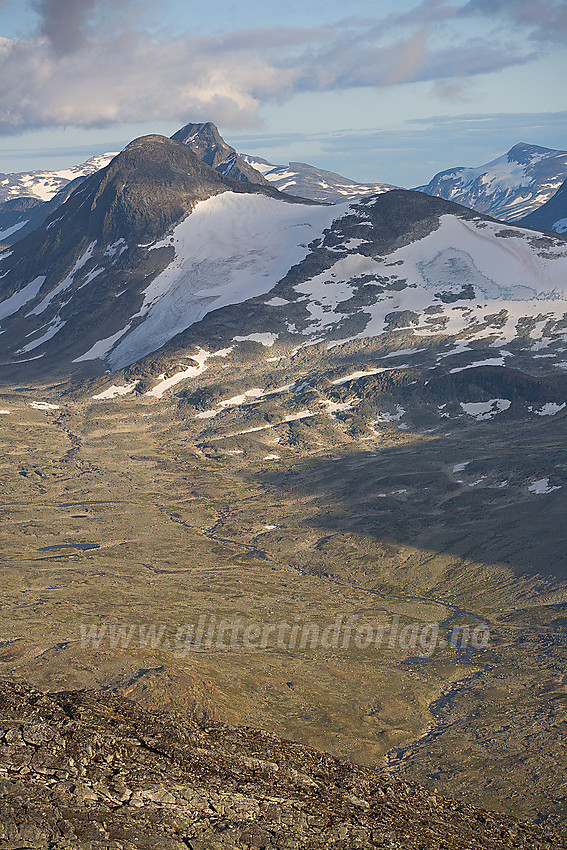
[[0, 0, 565, 186]]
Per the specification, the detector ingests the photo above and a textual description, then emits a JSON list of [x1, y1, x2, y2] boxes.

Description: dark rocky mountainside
[[519, 178, 567, 234], [172, 121, 271, 186], [0, 134, 304, 377], [0, 680, 561, 850]]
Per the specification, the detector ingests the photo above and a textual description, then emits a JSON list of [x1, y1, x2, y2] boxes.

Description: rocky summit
[[0, 680, 561, 850], [172, 121, 271, 187]]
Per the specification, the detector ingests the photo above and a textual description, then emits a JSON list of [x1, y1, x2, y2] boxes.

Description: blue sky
[[0, 0, 565, 185]]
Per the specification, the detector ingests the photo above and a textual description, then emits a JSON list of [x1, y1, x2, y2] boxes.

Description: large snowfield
[[3, 187, 567, 373], [295, 215, 567, 346], [108, 192, 346, 368]]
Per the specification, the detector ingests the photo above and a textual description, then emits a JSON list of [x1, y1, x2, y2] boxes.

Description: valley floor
[[0, 343, 566, 831]]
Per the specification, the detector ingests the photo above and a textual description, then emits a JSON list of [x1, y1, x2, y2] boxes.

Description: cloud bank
[[0, 0, 562, 134]]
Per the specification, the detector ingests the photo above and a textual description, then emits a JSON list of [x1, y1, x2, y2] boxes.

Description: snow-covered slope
[[107, 192, 343, 368], [283, 207, 567, 350], [0, 152, 118, 204], [416, 143, 567, 222], [240, 156, 397, 204]]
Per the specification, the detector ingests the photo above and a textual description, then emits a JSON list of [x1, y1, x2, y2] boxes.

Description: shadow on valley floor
[[260, 417, 567, 593]]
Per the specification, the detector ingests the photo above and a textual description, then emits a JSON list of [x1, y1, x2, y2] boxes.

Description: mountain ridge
[[241, 153, 398, 203], [0, 133, 315, 377]]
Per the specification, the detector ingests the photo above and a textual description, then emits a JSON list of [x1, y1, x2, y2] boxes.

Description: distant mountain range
[[0, 126, 566, 383], [240, 154, 397, 203], [416, 143, 567, 223], [0, 152, 117, 205], [2, 131, 567, 248]]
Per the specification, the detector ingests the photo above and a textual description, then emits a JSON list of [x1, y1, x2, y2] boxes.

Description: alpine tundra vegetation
[[0, 120, 566, 848]]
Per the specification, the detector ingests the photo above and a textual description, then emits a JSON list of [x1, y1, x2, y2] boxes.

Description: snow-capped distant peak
[[417, 143, 567, 225], [0, 152, 118, 204], [239, 155, 398, 204]]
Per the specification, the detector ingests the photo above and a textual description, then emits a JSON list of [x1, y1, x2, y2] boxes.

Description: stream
[[166, 500, 493, 765], [291, 564, 494, 769]]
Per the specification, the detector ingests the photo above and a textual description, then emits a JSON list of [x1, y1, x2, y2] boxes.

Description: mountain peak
[[506, 141, 554, 163], [79, 133, 248, 244], [171, 121, 226, 163], [171, 121, 270, 185], [417, 142, 567, 221]]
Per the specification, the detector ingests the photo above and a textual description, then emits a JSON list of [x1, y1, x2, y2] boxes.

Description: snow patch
[[460, 399, 511, 420], [322, 399, 356, 415], [374, 405, 406, 423], [92, 382, 139, 400], [104, 239, 127, 258], [531, 402, 566, 416], [382, 347, 427, 359], [146, 348, 209, 399], [0, 276, 46, 321], [0, 219, 28, 240], [18, 317, 65, 353], [233, 333, 278, 347], [452, 461, 470, 473], [219, 388, 264, 408], [195, 409, 219, 420], [332, 368, 388, 385], [29, 401, 59, 410], [449, 357, 507, 373], [73, 323, 132, 362], [29, 243, 97, 315], [528, 478, 561, 495]]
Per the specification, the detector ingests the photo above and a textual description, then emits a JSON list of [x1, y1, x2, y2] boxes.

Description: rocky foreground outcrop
[[0, 681, 561, 849]]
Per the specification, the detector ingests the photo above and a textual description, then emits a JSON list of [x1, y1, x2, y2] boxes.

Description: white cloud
[[0, 0, 559, 134]]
